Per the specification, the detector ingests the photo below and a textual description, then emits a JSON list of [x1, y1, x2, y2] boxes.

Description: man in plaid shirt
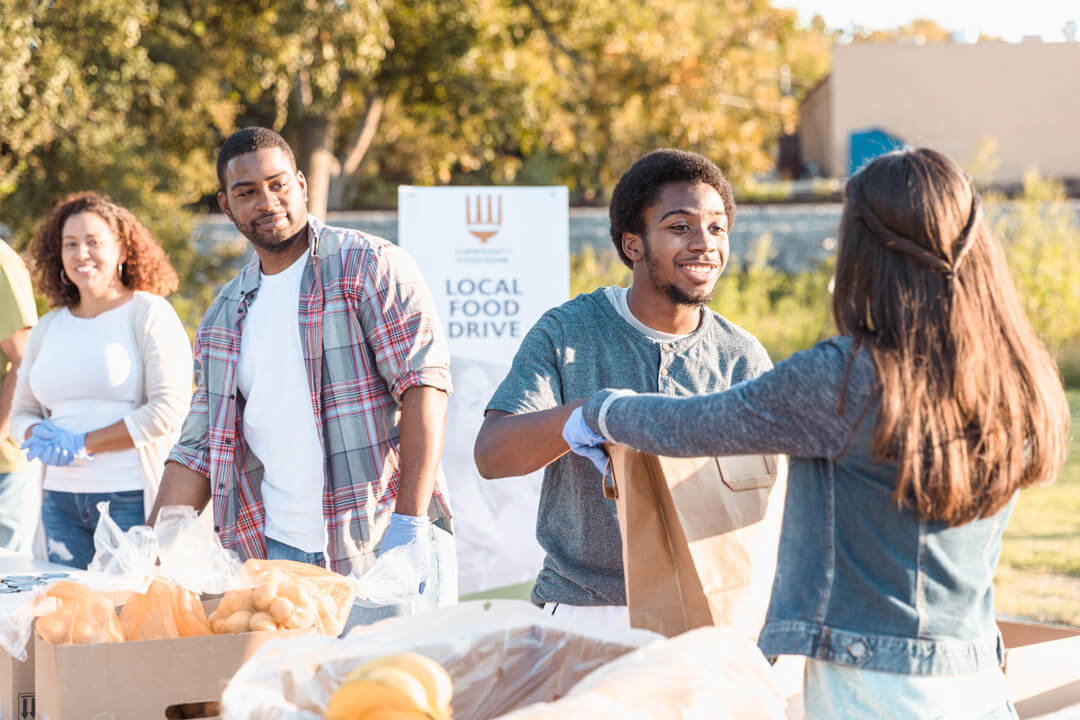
[[150, 127, 455, 621]]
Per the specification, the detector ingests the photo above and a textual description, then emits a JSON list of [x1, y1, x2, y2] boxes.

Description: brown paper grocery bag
[[606, 447, 787, 639]]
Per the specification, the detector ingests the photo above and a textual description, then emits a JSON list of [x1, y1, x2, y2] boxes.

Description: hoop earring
[[117, 262, 124, 282], [59, 268, 73, 286]]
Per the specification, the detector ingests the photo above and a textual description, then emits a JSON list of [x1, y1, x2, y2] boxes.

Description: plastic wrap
[[220, 600, 658, 720], [209, 559, 359, 636], [155, 505, 247, 594], [33, 580, 125, 645], [494, 626, 788, 719], [0, 589, 49, 660], [86, 501, 160, 594], [0, 504, 245, 659], [351, 542, 429, 609], [119, 576, 213, 641]]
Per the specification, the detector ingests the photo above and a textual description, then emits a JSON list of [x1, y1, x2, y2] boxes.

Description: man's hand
[[147, 461, 212, 526], [561, 406, 610, 475], [473, 400, 585, 479], [379, 512, 430, 554]]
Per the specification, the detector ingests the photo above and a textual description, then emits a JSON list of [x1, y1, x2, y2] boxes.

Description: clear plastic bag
[[351, 541, 429, 609], [220, 600, 658, 720], [119, 575, 213, 641], [86, 501, 160, 594], [155, 505, 246, 595], [494, 626, 788, 719], [33, 581, 125, 646], [0, 503, 245, 658], [208, 558, 359, 636]]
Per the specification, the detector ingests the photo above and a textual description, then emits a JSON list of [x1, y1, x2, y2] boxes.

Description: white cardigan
[[11, 292, 193, 548]]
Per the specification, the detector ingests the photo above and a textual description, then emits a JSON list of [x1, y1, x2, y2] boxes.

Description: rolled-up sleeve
[[357, 243, 452, 402]]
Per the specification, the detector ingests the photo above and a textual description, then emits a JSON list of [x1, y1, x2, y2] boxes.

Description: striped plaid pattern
[[168, 218, 453, 574]]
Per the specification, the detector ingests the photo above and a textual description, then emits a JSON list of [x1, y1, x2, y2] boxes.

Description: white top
[[29, 303, 143, 492], [237, 253, 326, 553], [12, 292, 194, 557], [604, 286, 694, 343]]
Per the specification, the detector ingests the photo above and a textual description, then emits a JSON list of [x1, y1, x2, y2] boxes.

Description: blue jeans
[[802, 658, 1019, 720], [264, 523, 458, 635], [41, 490, 145, 569], [0, 470, 30, 551]]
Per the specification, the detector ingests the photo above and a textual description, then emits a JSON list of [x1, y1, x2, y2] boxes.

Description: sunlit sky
[[774, 0, 1079, 42]]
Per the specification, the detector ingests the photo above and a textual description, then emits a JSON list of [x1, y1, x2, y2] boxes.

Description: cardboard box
[[0, 642, 36, 720], [999, 618, 1080, 718], [34, 628, 294, 720]]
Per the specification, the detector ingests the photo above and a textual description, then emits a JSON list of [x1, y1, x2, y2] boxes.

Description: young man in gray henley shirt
[[473, 149, 772, 631]]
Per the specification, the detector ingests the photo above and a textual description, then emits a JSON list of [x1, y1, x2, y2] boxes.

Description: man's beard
[[242, 213, 306, 253], [643, 241, 715, 307]]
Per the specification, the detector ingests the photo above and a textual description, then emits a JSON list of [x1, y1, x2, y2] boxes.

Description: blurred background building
[[798, 40, 1080, 184]]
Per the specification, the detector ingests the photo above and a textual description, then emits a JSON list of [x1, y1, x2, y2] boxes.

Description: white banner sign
[[398, 186, 570, 595]]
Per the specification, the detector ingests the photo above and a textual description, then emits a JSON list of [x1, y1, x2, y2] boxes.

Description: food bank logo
[[466, 193, 503, 243]]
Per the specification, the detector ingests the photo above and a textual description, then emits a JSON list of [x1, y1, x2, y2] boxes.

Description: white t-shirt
[[603, 286, 695, 343], [30, 302, 143, 492], [236, 252, 327, 553]]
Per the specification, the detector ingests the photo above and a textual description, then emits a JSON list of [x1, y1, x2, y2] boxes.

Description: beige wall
[[798, 78, 833, 175], [809, 42, 1080, 182]]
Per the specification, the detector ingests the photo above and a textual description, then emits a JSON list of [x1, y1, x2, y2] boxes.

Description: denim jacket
[[585, 337, 1011, 676]]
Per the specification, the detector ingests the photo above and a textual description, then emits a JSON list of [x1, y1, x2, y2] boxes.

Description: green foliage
[[570, 236, 835, 363], [0, 0, 245, 330], [709, 235, 834, 361], [995, 389, 1080, 625], [989, 173, 1080, 381]]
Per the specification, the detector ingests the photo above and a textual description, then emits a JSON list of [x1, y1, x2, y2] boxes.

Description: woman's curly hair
[[28, 191, 179, 308]]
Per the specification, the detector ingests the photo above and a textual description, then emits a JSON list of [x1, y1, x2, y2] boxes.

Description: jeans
[[41, 490, 145, 569], [264, 523, 458, 635], [802, 658, 1019, 720], [0, 470, 30, 551]]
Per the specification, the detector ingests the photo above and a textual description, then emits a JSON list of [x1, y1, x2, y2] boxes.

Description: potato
[[36, 613, 72, 644], [216, 588, 254, 616], [277, 580, 302, 604], [252, 581, 279, 612], [210, 615, 230, 634], [248, 611, 276, 632], [223, 609, 253, 634], [269, 596, 295, 624], [284, 606, 316, 630], [71, 619, 96, 644]]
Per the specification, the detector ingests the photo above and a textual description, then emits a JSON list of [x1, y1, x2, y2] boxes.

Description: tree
[[852, 17, 954, 44], [0, 0, 247, 327], [201, 0, 832, 211], [2, 0, 833, 328]]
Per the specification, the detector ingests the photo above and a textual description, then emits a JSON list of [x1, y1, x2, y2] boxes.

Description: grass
[[994, 389, 1080, 625]]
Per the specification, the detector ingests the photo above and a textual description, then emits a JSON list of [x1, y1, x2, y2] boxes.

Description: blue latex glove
[[380, 512, 431, 594], [21, 437, 69, 466], [21, 420, 90, 466], [380, 512, 429, 554], [561, 406, 609, 475]]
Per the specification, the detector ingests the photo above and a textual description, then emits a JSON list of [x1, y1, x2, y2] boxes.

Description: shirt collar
[[238, 216, 322, 297]]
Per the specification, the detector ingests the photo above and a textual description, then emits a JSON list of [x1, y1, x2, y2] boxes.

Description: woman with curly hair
[[11, 192, 192, 568]]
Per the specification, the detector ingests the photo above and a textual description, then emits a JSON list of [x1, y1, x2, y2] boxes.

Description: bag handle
[[601, 455, 618, 499]]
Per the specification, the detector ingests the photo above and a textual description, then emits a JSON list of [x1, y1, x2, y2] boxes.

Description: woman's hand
[[561, 407, 610, 474], [20, 419, 91, 466]]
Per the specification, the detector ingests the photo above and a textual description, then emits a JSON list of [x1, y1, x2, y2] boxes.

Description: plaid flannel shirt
[[168, 218, 453, 575]]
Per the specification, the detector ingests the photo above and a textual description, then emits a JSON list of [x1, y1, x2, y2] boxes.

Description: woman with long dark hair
[[563, 148, 1069, 718], [12, 192, 192, 568]]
